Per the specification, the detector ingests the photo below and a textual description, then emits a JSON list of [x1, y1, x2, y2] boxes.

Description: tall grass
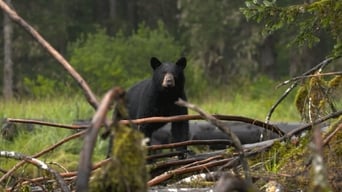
[[191, 76, 301, 122], [0, 95, 107, 173], [0, 79, 301, 174]]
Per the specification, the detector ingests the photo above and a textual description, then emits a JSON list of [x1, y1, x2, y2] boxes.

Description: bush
[[68, 22, 183, 94]]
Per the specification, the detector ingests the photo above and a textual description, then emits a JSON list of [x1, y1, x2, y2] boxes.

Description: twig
[[5, 118, 88, 129], [147, 151, 184, 161], [18, 158, 111, 186], [48, 162, 70, 173], [176, 99, 253, 185], [120, 114, 284, 136], [323, 122, 342, 146], [148, 157, 234, 186], [0, 151, 70, 192], [276, 71, 342, 88], [148, 145, 267, 187], [148, 139, 232, 151], [286, 110, 342, 137], [5, 114, 284, 136], [0, 0, 99, 109], [76, 87, 125, 192], [265, 57, 335, 123], [0, 130, 85, 184]]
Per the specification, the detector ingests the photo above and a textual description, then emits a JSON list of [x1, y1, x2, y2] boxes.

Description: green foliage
[[241, 0, 342, 57], [23, 75, 58, 98], [180, 0, 262, 83], [68, 22, 183, 94]]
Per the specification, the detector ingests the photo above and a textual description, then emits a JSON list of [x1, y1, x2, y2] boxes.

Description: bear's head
[[150, 57, 186, 92]]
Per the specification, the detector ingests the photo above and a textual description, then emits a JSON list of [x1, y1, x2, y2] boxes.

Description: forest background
[[0, 0, 341, 113]]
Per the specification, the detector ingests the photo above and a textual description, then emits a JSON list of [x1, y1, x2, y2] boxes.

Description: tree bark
[[109, 0, 116, 19], [259, 35, 276, 78], [3, 0, 13, 100]]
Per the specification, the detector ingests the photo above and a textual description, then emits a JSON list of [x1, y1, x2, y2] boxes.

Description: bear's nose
[[162, 73, 175, 88]]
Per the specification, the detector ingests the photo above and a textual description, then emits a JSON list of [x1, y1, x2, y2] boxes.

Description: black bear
[[126, 57, 189, 151]]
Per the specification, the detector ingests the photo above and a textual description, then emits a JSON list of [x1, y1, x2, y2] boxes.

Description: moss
[[295, 74, 340, 122], [295, 85, 308, 117], [323, 121, 342, 191], [328, 75, 342, 88], [90, 125, 148, 192]]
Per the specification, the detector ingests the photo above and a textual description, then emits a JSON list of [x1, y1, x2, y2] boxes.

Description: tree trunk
[[3, 0, 13, 100], [258, 35, 276, 78], [109, 0, 116, 19]]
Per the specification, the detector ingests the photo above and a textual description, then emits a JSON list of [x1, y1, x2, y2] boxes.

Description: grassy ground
[[0, 81, 302, 185], [0, 95, 107, 175]]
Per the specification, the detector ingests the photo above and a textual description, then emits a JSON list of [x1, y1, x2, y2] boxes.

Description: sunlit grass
[[0, 80, 302, 176], [0, 95, 94, 123], [193, 93, 300, 122], [0, 95, 106, 173], [189, 77, 301, 122]]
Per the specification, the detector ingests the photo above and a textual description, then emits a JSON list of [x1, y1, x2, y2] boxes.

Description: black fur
[[126, 57, 189, 150]]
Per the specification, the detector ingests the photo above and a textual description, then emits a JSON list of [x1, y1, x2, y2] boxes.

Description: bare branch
[[5, 118, 88, 130], [148, 157, 233, 186], [120, 114, 284, 136], [0, 130, 85, 183], [286, 110, 342, 137], [5, 114, 284, 136], [323, 122, 342, 146], [176, 99, 252, 185], [76, 87, 125, 192], [19, 158, 111, 186], [276, 71, 342, 88], [0, 151, 70, 192], [148, 139, 232, 151], [265, 57, 335, 123]]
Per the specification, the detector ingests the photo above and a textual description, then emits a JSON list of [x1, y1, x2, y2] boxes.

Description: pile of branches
[[1, 95, 341, 191]]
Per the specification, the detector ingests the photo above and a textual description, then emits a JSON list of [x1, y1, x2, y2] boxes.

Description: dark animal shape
[[1, 118, 36, 141], [152, 121, 310, 150], [126, 57, 189, 151]]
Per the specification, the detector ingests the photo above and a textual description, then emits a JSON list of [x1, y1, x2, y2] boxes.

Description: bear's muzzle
[[162, 73, 175, 88]]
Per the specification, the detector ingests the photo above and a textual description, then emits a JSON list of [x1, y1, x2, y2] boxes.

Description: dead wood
[[18, 158, 111, 186], [148, 141, 272, 187], [0, 130, 85, 184], [266, 57, 334, 123], [176, 99, 253, 185], [148, 139, 232, 151], [323, 122, 342, 146], [150, 154, 226, 177], [5, 113, 285, 136], [0, 151, 70, 192], [285, 110, 342, 137], [147, 151, 185, 161], [5, 118, 88, 130], [148, 157, 234, 186], [120, 114, 285, 136], [76, 87, 125, 192]]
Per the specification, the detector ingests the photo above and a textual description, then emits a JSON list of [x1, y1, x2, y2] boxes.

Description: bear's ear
[[176, 57, 186, 69], [151, 57, 162, 70]]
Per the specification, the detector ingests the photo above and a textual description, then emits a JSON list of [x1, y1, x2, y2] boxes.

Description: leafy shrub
[[68, 22, 183, 94], [23, 75, 57, 97]]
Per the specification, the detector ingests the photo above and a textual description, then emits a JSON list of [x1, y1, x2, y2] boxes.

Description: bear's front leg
[[138, 124, 153, 145], [171, 120, 189, 154]]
